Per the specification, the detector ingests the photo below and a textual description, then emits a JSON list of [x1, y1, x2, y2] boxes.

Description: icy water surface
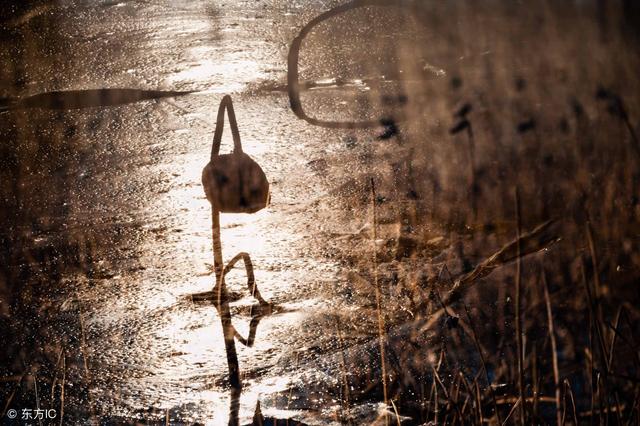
[[1, 1, 374, 424]]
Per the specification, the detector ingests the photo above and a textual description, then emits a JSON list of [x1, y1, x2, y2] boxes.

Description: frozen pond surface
[[1, 1, 376, 424]]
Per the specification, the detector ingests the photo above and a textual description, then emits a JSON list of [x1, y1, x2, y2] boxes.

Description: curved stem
[[212, 207, 241, 391]]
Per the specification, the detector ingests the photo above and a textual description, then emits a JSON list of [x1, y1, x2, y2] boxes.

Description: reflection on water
[[0, 88, 193, 111], [289, 1, 450, 128]]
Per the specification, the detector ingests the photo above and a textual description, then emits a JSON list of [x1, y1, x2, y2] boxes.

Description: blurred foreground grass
[[312, 1, 640, 424]]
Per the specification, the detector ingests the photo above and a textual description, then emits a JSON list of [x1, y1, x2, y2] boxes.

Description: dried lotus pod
[[202, 95, 270, 213]]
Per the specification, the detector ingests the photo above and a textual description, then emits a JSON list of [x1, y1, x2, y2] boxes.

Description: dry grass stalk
[[501, 396, 522, 426], [514, 186, 526, 426], [455, 372, 474, 422], [370, 177, 389, 424], [463, 303, 502, 424], [421, 218, 559, 333], [608, 306, 625, 371], [50, 348, 64, 402], [562, 379, 579, 425], [75, 291, 97, 425], [475, 379, 483, 425], [59, 355, 65, 426], [585, 221, 602, 302], [389, 399, 401, 426], [335, 316, 352, 425], [433, 366, 463, 422], [542, 270, 562, 426], [580, 257, 611, 416], [34, 372, 42, 426]]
